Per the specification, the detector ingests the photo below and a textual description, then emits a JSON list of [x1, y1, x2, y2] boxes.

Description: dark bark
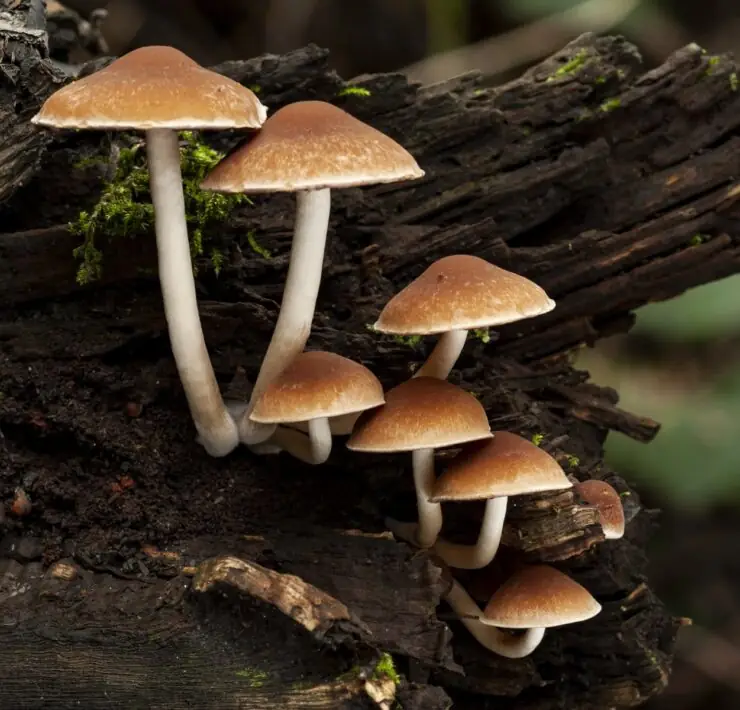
[[4, 15, 736, 710], [0, 0, 65, 204]]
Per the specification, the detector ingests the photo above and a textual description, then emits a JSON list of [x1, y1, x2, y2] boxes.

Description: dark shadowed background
[[46, 1, 740, 707]]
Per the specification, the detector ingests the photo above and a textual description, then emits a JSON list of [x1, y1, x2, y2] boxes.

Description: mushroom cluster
[[33, 46, 626, 659]]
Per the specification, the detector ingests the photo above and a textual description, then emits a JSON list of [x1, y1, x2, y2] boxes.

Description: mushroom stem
[[412, 448, 444, 548], [146, 128, 238, 457], [445, 579, 546, 658], [267, 419, 332, 465], [308, 417, 333, 464], [432, 497, 508, 569], [239, 188, 332, 446], [415, 329, 468, 379]]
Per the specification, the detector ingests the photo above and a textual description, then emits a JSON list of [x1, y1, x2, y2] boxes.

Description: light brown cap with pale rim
[[482, 565, 601, 629], [249, 351, 385, 424], [346, 377, 491, 453], [374, 255, 555, 335], [430, 431, 572, 502], [31, 45, 267, 131], [575, 480, 625, 540], [200, 100, 424, 193]]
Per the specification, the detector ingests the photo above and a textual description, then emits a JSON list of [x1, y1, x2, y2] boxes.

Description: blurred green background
[[48, 0, 740, 706]]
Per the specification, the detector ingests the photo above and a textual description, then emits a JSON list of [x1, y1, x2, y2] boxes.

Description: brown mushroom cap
[[575, 480, 626, 540], [483, 565, 601, 629], [200, 100, 424, 193], [249, 351, 385, 424], [346, 377, 492, 452], [31, 45, 266, 131], [430, 431, 572, 502], [374, 255, 555, 335]]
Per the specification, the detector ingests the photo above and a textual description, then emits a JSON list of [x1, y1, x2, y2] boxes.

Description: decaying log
[[0, 529, 453, 709], [0, 0, 65, 204], [2, 8, 736, 708]]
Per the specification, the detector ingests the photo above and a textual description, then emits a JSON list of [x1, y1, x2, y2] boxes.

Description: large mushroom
[[347, 377, 492, 548], [31, 46, 267, 458], [248, 351, 385, 465], [425, 432, 573, 569], [200, 101, 424, 446], [375, 254, 555, 379], [444, 565, 601, 658]]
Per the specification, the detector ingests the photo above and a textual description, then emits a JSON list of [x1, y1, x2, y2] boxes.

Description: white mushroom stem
[[146, 128, 239, 458], [432, 497, 508, 569], [267, 418, 333, 465], [445, 579, 546, 658], [414, 329, 468, 379], [412, 448, 444, 548], [239, 188, 332, 446]]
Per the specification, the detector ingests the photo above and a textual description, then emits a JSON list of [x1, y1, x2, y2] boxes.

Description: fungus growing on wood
[[347, 377, 492, 548], [427, 432, 573, 569], [374, 254, 555, 379], [444, 565, 601, 658], [249, 351, 385, 464], [201, 100, 424, 447], [32, 45, 266, 458], [574, 479, 626, 540]]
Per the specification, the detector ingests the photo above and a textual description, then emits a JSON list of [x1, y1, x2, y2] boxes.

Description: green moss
[[594, 75, 607, 85], [598, 97, 621, 113], [689, 233, 707, 247], [337, 86, 372, 98], [704, 55, 721, 76], [392, 334, 422, 348], [472, 327, 490, 344], [247, 230, 272, 259], [235, 667, 269, 688], [566, 454, 580, 468], [531, 433, 544, 447], [70, 131, 248, 285], [546, 49, 589, 82], [372, 653, 400, 686], [248, 84, 261, 94], [730, 72, 738, 91], [365, 323, 422, 349]]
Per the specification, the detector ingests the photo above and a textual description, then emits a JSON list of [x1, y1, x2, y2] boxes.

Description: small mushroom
[[427, 432, 572, 569], [201, 101, 424, 446], [375, 255, 555, 379], [574, 479, 626, 540], [347, 377, 492, 548], [32, 46, 267, 458], [249, 351, 385, 465], [444, 565, 601, 658]]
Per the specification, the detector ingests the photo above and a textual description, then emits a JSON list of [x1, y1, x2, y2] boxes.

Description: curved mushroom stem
[[239, 188, 332, 446], [445, 579, 546, 658], [146, 128, 239, 458], [433, 497, 508, 569], [412, 448, 444, 548], [415, 329, 468, 379], [265, 418, 332, 465]]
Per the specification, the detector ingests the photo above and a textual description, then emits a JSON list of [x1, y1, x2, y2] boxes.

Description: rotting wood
[[2, 12, 733, 710]]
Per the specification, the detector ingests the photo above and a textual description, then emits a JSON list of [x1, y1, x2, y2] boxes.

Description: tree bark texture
[[3, 8, 737, 709]]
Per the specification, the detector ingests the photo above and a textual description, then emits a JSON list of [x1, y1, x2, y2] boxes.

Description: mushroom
[[444, 565, 601, 658], [375, 255, 555, 379], [200, 101, 424, 446], [574, 479, 625, 540], [249, 351, 385, 465], [31, 46, 267, 458], [347, 377, 492, 548], [424, 432, 572, 569]]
